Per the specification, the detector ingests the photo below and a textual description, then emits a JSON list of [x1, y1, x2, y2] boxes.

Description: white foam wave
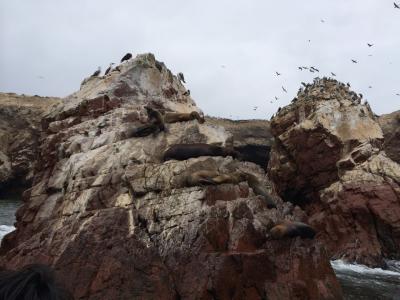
[[331, 260, 400, 277], [0, 225, 15, 241]]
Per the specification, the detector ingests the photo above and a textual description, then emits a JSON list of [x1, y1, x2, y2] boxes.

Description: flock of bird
[[261, 2, 400, 111], [85, 3, 400, 115]]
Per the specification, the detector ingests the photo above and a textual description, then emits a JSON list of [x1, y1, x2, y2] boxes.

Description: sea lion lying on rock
[[163, 143, 241, 161], [145, 106, 165, 131], [187, 170, 247, 186], [125, 123, 163, 138], [270, 221, 316, 239], [164, 111, 205, 124], [244, 173, 277, 209], [186, 170, 220, 186]]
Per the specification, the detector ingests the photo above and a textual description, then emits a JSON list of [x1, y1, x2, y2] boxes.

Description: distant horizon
[[1, 0, 399, 119]]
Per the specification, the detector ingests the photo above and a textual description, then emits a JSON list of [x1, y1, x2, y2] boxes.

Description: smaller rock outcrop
[[269, 77, 400, 267], [0, 93, 60, 191]]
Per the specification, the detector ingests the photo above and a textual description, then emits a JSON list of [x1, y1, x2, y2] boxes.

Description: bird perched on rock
[[104, 63, 115, 75], [301, 82, 307, 87], [121, 53, 132, 62], [347, 82, 351, 87], [331, 72, 336, 76], [91, 67, 101, 77], [298, 67, 303, 71], [178, 72, 186, 83], [351, 59, 358, 64], [395, 2, 400, 9], [183, 90, 190, 96]]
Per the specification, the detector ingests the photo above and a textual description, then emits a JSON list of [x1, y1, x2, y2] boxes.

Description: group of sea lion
[[128, 105, 316, 241]]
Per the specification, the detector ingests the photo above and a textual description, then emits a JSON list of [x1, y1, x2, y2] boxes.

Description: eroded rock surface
[[207, 117, 273, 169], [0, 93, 60, 191], [0, 55, 341, 299], [379, 110, 400, 164], [269, 78, 400, 267]]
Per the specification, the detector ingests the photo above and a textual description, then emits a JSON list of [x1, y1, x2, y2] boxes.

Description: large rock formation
[[0, 55, 342, 299], [0, 93, 60, 192], [269, 78, 400, 267], [378, 110, 400, 164]]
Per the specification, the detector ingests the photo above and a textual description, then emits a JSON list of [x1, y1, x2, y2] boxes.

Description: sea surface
[[1, 196, 400, 299]]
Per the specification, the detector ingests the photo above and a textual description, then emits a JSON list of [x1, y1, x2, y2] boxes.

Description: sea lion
[[164, 111, 205, 124], [244, 173, 276, 209], [270, 221, 316, 239], [163, 143, 241, 162], [125, 123, 162, 138], [145, 106, 165, 131], [211, 171, 247, 185], [186, 170, 220, 186]]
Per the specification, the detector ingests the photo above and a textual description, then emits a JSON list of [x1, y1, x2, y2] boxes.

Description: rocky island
[[0, 54, 399, 299]]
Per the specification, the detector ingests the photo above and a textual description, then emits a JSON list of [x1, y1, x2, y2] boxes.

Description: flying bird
[[275, 96, 279, 100], [121, 53, 132, 63], [104, 63, 115, 75], [309, 69, 315, 73], [178, 72, 186, 83], [394, 2, 400, 9], [331, 72, 336, 77], [321, 19, 325, 23], [282, 87, 287, 93], [311, 66, 319, 72], [36, 75, 44, 79], [369, 86, 372, 89], [91, 67, 101, 77], [396, 93, 400, 96], [221, 65, 226, 68], [253, 106, 258, 111], [275, 71, 281, 76], [351, 59, 358, 64], [298, 67, 303, 71], [368, 54, 373, 57], [367, 43, 374, 47]]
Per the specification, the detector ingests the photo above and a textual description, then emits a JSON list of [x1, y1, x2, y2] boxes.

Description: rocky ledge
[[269, 78, 400, 267], [0, 54, 342, 299]]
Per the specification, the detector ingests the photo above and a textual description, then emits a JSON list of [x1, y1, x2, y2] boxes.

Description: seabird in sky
[[351, 59, 358, 63], [282, 86, 287, 93]]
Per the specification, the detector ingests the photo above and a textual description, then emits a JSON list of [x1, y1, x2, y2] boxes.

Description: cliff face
[[378, 110, 400, 164], [0, 93, 60, 192], [269, 78, 400, 267], [0, 55, 341, 299]]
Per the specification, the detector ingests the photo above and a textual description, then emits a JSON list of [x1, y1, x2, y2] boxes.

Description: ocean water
[[331, 260, 400, 300], [0, 195, 21, 242]]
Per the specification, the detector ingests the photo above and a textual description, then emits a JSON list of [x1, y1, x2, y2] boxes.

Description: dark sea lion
[[245, 173, 276, 208], [163, 143, 241, 161], [164, 111, 205, 124], [270, 221, 316, 239], [125, 123, 162, 138], [145, 106, 165, 131], [186, 170, 220, 186]]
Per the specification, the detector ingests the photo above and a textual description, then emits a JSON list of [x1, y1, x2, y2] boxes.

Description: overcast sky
[[1, 0, 399, 119]]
